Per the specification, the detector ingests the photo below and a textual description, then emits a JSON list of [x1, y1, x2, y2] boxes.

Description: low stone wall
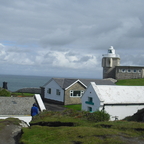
[[15, 88, 41, 94]]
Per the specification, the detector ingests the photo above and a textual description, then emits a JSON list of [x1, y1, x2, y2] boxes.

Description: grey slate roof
[[44, 78, 115, 89], [0, 97, 35, 115]]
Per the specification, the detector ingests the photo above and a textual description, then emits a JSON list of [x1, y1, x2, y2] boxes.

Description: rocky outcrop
[[15, 87, 41, 94], [0, 118, 29, 144]]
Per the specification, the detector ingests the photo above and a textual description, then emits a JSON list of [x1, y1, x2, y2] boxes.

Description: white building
[[81, 82, 144, 121], [41, 78, 115, 105]]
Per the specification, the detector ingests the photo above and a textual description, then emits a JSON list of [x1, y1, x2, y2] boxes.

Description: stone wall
[[102, 57, 120, 79], [64, 82, 85, 105], [115, 66, 144, 79]]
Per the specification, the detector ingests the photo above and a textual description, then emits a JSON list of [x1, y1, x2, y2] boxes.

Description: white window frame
[[70, 90, 84, 97]]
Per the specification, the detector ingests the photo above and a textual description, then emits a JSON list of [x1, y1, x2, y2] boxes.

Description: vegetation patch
[[11, 92, 34, 97], [64, 104, 81, 111], [0, 88, 34, 97], [116, 78, 144, 86], [123, 108, 144, 122], [20, 109, 144, 144], [0, 88, 11, 96], [21, 122, 144, 144], [30, 109, 110, 126], [21, 126, 123, 144]]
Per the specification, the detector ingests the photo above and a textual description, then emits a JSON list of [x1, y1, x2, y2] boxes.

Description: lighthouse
[[102, 46, 120, 79]]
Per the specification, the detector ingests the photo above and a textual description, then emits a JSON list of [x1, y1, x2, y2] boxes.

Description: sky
[[0, 0, 144, 79]]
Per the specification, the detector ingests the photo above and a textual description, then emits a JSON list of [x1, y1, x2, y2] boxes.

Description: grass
[[20, 110, 144, 144], [116, 78, 144, 86], [7, 78, 144, 143], [0, 87, 35, 97], [64, 104, 81, 111], [11, 92, 34, 97], [21, 126, 126, 144]]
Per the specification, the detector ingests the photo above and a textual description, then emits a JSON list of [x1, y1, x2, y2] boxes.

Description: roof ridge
[[62, 78, 65, 88]]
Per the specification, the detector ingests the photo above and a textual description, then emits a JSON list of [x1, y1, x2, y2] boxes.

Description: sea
[[0, 74, 51, 92]]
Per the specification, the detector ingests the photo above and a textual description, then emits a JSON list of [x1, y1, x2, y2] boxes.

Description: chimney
[[3, 82, 8, 90]]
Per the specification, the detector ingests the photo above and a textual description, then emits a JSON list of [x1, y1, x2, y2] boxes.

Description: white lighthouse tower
[[102, 46, 120, 79]]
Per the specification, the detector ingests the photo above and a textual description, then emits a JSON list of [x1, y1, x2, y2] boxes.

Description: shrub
[[85, 110, 110, 122], [61, 108, 80, 117], [0, 88, 11, 96]]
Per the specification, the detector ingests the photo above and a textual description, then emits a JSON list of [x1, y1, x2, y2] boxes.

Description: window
[[121, 69, 126, 73], [108, 50, 112, 53], [88, 107, 92, 112], [85, 97, 94, 105], [56, 89, 60, 95], [88, 97, 93, 103], [138, 69, 141, 73], [133, 69, 137, 73], [127, 69, 131, 73], [70, 90, 84, 97], [47, 88, 51, 94]]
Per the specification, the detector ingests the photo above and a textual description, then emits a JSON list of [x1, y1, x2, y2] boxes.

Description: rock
[[0, 119, 29, 144]]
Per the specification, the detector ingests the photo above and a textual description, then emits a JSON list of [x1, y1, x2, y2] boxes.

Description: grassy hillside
[[19, 78, 144, 143], [116, 78, 144, 86], [20, 110, 144, 144]]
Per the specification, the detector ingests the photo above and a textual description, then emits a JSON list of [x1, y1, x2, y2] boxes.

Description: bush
[[60, 109, 110, 122], [0, 88, 11, 96], [85, 110, 110, 122]]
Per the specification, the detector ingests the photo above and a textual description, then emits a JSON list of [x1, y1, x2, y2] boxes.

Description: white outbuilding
[[81, 82, 144, 121]]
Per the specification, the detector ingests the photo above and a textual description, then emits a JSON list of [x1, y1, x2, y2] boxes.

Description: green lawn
[[116, 78, 144, 86], [20, 110, 144, 144], [11, 92, 34, 97], [64, 104, 81, 111]]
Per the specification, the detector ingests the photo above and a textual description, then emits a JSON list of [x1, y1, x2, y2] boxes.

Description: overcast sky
[[0, 0, 144, 79]]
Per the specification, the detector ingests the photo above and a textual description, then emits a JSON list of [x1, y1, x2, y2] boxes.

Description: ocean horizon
[[0, 74, 51, 92]]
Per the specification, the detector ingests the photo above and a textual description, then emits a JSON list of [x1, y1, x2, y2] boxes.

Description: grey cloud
[[40, 28, 76, 47], [65, 51, 77, 57], [8, 47, 30, 53], [73, 56, 94, 63], [0, 0, 144, 78]]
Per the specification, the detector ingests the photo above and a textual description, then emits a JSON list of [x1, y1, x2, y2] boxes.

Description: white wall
[[81, 84, 101, 112], [105, 105, 144, 121], [44, 80, 64, 102], [34, 94, 46, 111], [82, 83, 144, 121]]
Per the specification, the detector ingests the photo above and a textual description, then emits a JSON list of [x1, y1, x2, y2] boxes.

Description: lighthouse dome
[[102, 46, 120, 58], [108, 46, 115, 54]]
